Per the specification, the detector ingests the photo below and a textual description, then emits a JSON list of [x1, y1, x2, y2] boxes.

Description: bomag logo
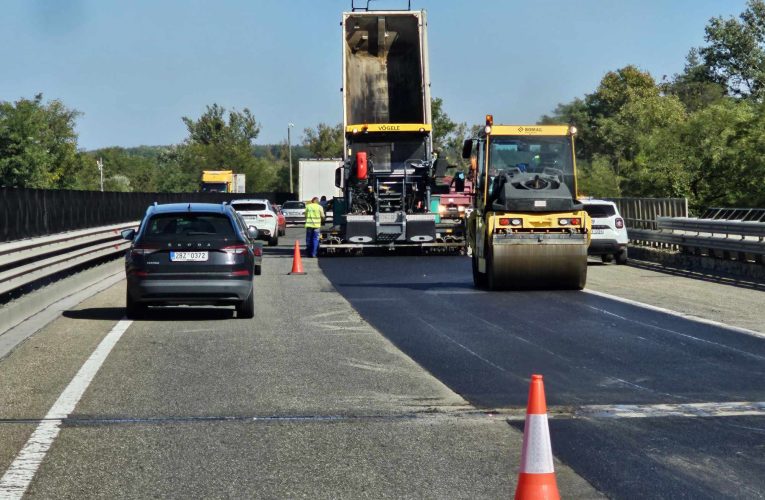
[[518, 127, 543, 133], [378, 125, 401, 131]]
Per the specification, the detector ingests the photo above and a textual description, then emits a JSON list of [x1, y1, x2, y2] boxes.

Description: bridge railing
[[628, 216, 765, 265], [605, 197, 688, 230], [0, 187, 294, 242], [0, 222, 138, 301]]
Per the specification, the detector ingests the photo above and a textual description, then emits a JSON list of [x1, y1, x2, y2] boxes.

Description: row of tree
[[2, 1, 764, 208], [542, 0, 765, 209], [0, 96, 316, 193]]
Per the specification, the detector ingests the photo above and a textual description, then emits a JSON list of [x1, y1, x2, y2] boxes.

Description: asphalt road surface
[[1, 227, 762, 499], [0, 232, 599, 499], [320, 254, 765, 499]]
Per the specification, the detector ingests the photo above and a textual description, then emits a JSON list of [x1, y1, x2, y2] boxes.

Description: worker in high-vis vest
[[304, 197, 325, 258]]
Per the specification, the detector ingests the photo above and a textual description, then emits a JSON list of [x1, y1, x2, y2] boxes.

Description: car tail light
[[499, 218, 510, 226], [223, 245, 248, 255], [232, 270, 250, 276], [559, 217, 581, 226], [615, 218, 624, 229], [260, 214, 273, 218], [253, 247, 262, 256], [130, 245, 159, 256], [133, 270, 149, 277]]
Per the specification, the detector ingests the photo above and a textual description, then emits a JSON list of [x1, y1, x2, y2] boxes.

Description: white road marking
[[0, 319, 132, 499], [416, 318, 516, 376], [583, 289, 765, 340], [574, 401, 765, 419]]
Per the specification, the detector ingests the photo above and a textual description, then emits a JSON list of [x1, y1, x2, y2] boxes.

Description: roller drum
[[487, 235, 587, 290]]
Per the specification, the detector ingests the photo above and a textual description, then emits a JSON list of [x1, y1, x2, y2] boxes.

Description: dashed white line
[[0, 319, 132, 499]]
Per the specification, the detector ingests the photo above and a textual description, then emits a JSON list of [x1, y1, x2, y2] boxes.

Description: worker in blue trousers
[[304, 197, 325, 258]]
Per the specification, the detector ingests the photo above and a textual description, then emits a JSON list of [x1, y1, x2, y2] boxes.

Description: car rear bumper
[[128, 277, 253, 305], [285, 217, 305, 225], [588, 239, 627, 255]]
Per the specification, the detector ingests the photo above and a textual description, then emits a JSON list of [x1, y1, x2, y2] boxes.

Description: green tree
[[586, 66, 659, 120], [662, 50, 726, 112], [178, 104, 279, 192], [699, 0, 765, 99], [302, 123, 343, 158], [635, 98, 763, 208], [0, 94, 81, 188], [84, 147, 160, 192], [577, 156, 622, 198], [431, 97, 468, 167]]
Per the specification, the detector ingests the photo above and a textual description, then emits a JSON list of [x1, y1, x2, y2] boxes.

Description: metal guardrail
[[0, 222, 137, 298], [628, 216, 765, 264], [699, 207, 765, 222], [605, 197, 688, 230]]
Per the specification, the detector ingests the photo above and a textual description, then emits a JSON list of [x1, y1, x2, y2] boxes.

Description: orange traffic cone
[[515, 374, 560, 500], [289, 240, 306, 275]]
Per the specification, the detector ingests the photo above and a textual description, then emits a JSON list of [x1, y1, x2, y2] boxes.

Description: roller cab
[[465, 119, 591, 289]]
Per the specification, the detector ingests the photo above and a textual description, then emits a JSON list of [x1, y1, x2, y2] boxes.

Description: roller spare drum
[[486, 237, 587, 290]]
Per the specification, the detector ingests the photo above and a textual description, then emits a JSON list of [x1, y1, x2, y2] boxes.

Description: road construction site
[[1, 227, 763, 499]]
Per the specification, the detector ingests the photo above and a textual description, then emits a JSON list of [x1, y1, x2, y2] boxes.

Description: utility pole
[[287, 123, 294, 194], [97, 158, 104, 192]]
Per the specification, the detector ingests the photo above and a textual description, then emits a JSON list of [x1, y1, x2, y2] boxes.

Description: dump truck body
[[200, 170, 245, 193], [201, 170, 234, 193], [322, 8, 461, 253]]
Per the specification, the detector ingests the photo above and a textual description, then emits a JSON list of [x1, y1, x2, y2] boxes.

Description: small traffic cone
[[515, 374, 560, 500], [289, 240, 306, 275]]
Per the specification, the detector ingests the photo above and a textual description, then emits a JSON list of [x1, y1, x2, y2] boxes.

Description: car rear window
[[143, 213, 236, 239], [232, 203, 267, 211], [584, 204, 616, 218], [283, 201, 305, 209]]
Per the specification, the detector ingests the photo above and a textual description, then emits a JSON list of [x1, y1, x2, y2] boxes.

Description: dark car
[[121, 203, 258, 319]]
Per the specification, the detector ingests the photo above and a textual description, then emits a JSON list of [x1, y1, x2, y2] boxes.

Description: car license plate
[[170, 251, 208, 262], [592, 229, 604, 234]]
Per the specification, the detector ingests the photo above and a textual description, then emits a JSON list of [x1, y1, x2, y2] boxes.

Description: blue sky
[[0, 0, 750, 150]]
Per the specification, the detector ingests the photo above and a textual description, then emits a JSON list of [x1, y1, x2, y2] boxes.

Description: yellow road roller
[[463, 116, 591, 290]]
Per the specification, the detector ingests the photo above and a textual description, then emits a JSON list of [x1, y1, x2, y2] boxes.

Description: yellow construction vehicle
[[463, 116, 591, 290]]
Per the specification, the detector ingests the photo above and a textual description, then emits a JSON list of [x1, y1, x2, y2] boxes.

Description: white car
[[583, 199, 628, 264], [281, 201, 306, 225], [230, 199, 279, 246]]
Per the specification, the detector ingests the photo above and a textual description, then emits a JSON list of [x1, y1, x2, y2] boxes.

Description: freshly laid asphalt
[[319, 252, 765, 499], [0, 229, 599, 499]]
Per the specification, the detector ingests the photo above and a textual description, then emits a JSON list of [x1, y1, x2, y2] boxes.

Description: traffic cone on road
[[515, 374, 560, 500], [289, 240, 306, 275]]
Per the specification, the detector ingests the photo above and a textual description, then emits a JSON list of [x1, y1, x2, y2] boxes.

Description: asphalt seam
[[2, 401, 764, 426]]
